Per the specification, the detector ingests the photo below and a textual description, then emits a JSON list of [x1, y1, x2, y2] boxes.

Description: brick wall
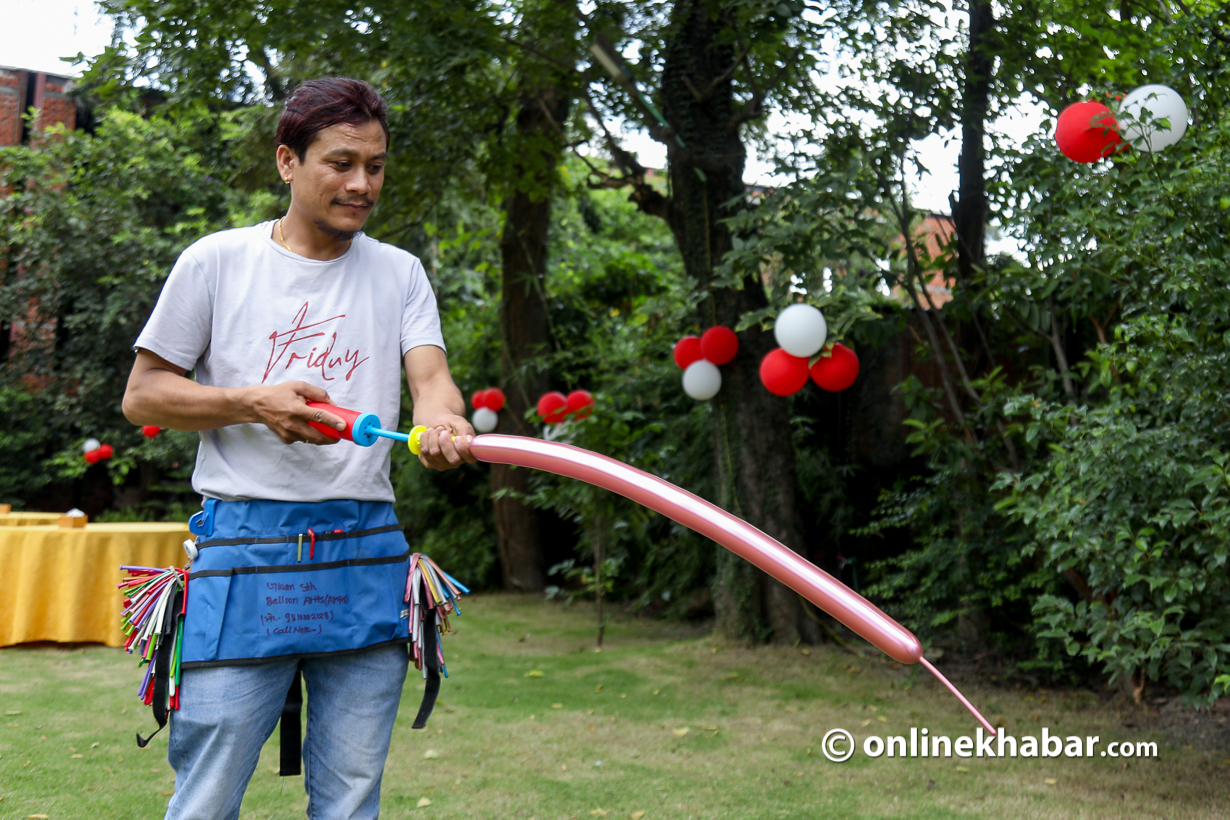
[[39, 78, 76, 133], [0, 68, 22, 146], [0, 66, 76, 147]]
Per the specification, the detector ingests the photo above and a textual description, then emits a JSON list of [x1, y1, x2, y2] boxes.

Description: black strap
[[411, 606, 441, 730], [196, 523, 404, 549], [279, 667, 304, 776], [188, 549, 409, 580], [136, 588, 183, 748]]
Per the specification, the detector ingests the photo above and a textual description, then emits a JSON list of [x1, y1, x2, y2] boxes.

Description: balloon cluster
[[83, 438, 114, 465], [470, 388, 506, 433], [536, 390, 595, 424], [761, 304, 860, 396], [674, 326, 739, 401], [1056, 84, 1188, 163]]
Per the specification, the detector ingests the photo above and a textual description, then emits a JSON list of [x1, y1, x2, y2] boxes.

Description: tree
[[96, 0, 586, 589], [0, 105, 253, 511], [575, 0, 844, 642], [845, 0, 1230, 701]]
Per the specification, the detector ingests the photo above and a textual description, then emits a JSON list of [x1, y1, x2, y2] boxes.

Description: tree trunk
[[953, 0, 995, 281], [492, 82, 571, 592], [659, 0, 818, 644], [951, 0, 996, 646]]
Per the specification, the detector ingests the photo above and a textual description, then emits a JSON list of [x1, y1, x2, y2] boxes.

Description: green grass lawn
[[1, 593, 1227, 819]]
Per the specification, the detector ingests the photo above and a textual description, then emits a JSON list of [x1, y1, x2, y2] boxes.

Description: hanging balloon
[[1119, 84, 1188, 152], [470, 389, 491, 411], [83, 438, 101, 454], [759, 348, 810, 396], [810, 344, 860, 392], [673, 336, 703, 370], [700, 326, 739, 365], [472, 407, 499, 433], [1055, 101, 1122, 163], [485, 388, 506, 412], [98, 443, 114, 461], [682, 360, 722, 400], [536, 392, 569, 424], [566, 389, 595, 419], [141, 426, 161, 439], [773, 304, 828, 358], [84, 449, 102, 465]]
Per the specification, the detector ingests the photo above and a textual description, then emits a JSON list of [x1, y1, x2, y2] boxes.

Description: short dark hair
[[275, 78, 389, 161]]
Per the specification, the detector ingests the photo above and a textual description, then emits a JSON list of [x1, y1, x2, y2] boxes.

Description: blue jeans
[[165, 644, 410, 820]]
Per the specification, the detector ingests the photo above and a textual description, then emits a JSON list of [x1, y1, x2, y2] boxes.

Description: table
[[0, 512, 63, 527], [0, 522, 190, 647]]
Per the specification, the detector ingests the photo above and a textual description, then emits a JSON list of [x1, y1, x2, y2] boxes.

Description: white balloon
[[472, 407, 499, 433], [682, 360, 722, 400], [773, 303, 828, 358], [83, 438, 100, 453], [1120, 84, 1188, 152]]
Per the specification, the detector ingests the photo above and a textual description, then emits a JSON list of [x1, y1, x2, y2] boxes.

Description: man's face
[[285, 119, 387, 240]]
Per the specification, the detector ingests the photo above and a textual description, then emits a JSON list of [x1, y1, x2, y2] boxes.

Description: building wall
[[0, 66, 76, 147], [0, 68, 23, 146], [39, 76, 77, 134]]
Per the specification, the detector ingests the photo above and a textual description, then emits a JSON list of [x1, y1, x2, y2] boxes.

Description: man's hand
[[247, 382, 346, 445], [417, 413, 478, 470]]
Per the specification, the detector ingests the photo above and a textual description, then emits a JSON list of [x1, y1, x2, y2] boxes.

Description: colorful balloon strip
[[405, 553, 470, 680], [468, 434, 996, 735], [118, 566, 187, 711]]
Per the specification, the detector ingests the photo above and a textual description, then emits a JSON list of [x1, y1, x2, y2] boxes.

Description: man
[[123, 77, 475, 820]]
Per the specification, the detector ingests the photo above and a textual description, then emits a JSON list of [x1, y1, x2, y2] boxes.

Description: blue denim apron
[[182, 498, 411, 668]]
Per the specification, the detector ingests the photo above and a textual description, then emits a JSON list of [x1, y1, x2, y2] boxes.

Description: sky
[[0, 0, 113, 76], [0, 0, 1045, 232]]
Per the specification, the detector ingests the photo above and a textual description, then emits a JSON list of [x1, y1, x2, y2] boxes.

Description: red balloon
[[673, 336, 703, 370], [1055, 101, 1122, 163], [98, 443, 114, 460], [566, 389, 594, 419], [84, 449, 102, 465], [141, 425, 161, 438], [471, 389, 491, 411], [536, 391, 568, 424], [810, 343, 860, 391], [759, 348, 810, 396], [485, 388, 506, 412], [700, 326, 739, 365]]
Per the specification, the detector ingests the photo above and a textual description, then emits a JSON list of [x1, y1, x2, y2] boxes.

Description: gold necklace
[[277, 218, 292, 252]]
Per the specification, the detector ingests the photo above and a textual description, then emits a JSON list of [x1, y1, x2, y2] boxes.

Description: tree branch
[[727, 46, 801, 131], [247, 47, 285, 101], [685, 42, 752, 103], [504, 37, 586, 75], [1171, 0, 1230, 43], [579, 86, 671, 220], [572, 9, 675, 147], [1047, 297, 1077, 400], [879, 173, 973, 438]]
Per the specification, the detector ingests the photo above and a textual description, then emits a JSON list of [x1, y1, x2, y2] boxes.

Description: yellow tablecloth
[[0, 512, 63, 527], [0, 522, 190, 647]]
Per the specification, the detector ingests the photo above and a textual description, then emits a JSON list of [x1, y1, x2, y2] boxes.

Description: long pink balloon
[[469, 434, 996, 734]]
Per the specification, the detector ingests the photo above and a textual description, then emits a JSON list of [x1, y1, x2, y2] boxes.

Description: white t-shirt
[[134, 221, 445, 503]]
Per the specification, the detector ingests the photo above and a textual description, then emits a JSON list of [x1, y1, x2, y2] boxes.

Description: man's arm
[[122, 348, 346, 445], [404, 345, 477, 470]]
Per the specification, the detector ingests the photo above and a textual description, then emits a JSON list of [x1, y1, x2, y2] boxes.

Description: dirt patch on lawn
[[1134, 696, 1230, 752]]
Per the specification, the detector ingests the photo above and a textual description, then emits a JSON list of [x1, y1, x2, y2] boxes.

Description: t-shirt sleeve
[[400, 254, 446, 355], [133, 249, 213, 371]]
